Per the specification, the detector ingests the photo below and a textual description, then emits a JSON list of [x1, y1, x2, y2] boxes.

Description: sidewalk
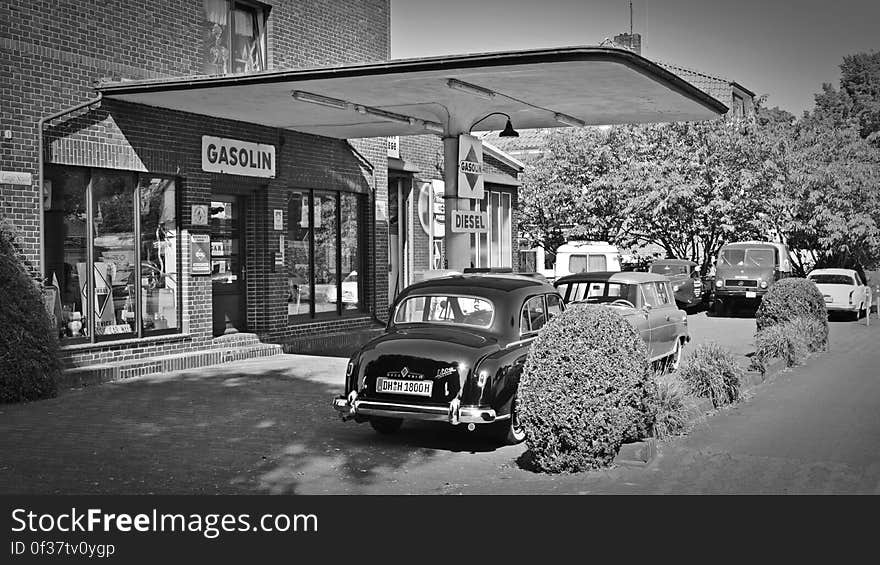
[[0, 355, 348, 494]]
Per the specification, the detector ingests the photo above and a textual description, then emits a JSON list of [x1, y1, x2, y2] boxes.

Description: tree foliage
[[518, 51, 880, 273]]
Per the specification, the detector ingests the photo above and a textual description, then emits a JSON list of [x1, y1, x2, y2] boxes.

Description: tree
[[519, 128, 634, 260], [771, 120, 880, 272], [810, 51, 880, 142]]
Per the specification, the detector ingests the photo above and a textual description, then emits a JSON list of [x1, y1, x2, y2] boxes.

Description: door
[[210, 196, 246, 336], [644, 281, 676, 358]]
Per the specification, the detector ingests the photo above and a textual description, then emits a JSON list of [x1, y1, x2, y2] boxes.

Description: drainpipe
[[345, 141, 386, 326], [38, 92, 103, 279]]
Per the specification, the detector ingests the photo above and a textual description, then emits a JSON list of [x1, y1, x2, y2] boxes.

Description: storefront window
[[140, 178, 178, 333], [314, 192, 337, 316], [43, 165, 180, 343], [287, 189, 366, 319], [92, 171, 137, 339], [43, 168, 89, 342], [474, 189, 513, 269], [340, 193, 363, 312]]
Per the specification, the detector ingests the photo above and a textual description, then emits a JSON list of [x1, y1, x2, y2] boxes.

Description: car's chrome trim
[[505, 336, 536, 349], [333, 395, 498, 425]]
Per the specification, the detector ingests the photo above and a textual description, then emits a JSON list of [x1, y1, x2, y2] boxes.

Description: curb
[[612, 355, 790, 468]]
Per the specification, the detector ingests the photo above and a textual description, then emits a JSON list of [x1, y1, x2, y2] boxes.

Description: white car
[[807, 268, 872, 320]]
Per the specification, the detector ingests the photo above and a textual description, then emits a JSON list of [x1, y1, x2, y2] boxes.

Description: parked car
[[332, 274, 564, 444], [807, 268, 872, 320], [648, 258, 703, 309], [554, 271, 689, 369], [553, 241, 621, 280], [712, 241, 792, 315]]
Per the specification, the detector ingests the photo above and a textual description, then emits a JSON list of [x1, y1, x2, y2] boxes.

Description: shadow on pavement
[[0, 360, 510, 495]]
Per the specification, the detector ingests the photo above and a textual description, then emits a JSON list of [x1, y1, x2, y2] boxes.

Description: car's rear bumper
[[332, 392, 502, 425], [824, 303, 859, 311]]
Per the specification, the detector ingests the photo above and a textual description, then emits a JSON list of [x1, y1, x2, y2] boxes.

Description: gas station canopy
[[98, 46, 727, 138]]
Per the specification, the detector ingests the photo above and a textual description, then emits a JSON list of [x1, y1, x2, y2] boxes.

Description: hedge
[[0, 222, 61, 403], [517, 304, 657, 473], [678, 342, 742, 408], [756, 277, 828, 333]]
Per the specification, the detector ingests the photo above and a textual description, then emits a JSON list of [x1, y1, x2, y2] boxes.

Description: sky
[[390, 0, 880, 117]]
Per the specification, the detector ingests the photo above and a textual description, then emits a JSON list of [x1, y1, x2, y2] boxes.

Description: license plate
[[745, 291, 757, 298], [376, 377, 433, 397]]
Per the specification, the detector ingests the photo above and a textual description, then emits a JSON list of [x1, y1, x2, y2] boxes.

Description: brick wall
[[0, 0, 390, 366]]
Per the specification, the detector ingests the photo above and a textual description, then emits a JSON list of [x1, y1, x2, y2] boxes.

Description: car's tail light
[[849, 290, 854, 305]]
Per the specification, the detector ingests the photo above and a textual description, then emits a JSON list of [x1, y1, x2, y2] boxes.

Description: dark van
[[711, 241, 792, 315]]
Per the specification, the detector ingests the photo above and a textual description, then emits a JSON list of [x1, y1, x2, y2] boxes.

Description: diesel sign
[[451, 210, 488, 233]]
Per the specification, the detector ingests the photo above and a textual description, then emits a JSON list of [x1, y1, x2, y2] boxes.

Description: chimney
[[612, 32, 641, 55]]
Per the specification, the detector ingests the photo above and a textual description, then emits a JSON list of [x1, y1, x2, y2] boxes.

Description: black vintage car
[[332, 274, 564, 444]]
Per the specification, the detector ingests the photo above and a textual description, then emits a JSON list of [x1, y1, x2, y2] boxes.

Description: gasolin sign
[[202, 136, 276, 178], [457, 134, 484, 199], [451, 210, 488, 234]]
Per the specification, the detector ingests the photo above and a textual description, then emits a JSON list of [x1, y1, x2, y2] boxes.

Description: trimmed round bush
[[756, 278, 828, 332], [679, 342, 742, 408], [517, 304, 657, 473], [0, 226, 61, 403]]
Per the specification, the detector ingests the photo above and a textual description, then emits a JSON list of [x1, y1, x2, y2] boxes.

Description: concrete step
[[60, 342, 283, 391], [280, 326, 385, 357]]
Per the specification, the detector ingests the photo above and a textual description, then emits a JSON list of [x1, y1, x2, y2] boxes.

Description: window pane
[[210, 199, 241, 285], [395, 295, 493, 328], [92, 170, 137, 338], [521, 295, 546, 334], [490, 191, 501, 267], [478, 197, 488, 268], [287, 190, 312, 316], [202, 0, 231, 75], [642, 283, 660, 307], [314, 192, 337, 315], [139, 178, 178, 333], [501, 192, 511, 268], [43, 166, 89, 342], [546, 294, 562, 319], [231, 4, 263, 73], [340, 193, 363, 312], [588, 254, 607, 271]]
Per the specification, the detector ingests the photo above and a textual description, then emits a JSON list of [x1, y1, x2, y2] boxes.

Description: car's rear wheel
[[493, 400, 526, 445], [369, 417, 403, 435]]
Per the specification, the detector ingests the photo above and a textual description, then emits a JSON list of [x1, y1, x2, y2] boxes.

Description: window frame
[[287, 188, 368, 322], [392, 293, 495, 329], [44, 165, 182, 344], [519, 294, 548, 337], [203, 0, 269, 76]]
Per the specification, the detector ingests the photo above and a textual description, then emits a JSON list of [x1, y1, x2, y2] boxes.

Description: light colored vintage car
[[807, 268, 872, 320], [554, 271, 690, 370]]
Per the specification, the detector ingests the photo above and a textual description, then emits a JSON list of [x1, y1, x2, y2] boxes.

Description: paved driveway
[[1, 312, 876, 494]]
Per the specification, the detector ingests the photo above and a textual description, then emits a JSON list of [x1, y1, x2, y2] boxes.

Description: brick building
[[0, 0, 398, 376], [0, 0, 534, 375]]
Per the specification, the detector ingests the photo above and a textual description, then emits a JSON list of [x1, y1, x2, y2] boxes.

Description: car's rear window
[[557, 281, 639, 305], [394, 294, 494, 328], [809, 274, 855, 285]]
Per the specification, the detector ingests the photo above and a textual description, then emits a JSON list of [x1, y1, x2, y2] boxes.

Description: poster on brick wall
[[191, 234, 211, 275]]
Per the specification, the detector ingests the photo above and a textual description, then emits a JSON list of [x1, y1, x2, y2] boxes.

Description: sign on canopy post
[[443, 134, 488, 270]]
